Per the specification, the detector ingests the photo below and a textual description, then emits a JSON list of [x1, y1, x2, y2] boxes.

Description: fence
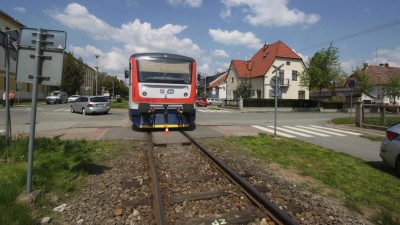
[[356, 103, 400, 129]]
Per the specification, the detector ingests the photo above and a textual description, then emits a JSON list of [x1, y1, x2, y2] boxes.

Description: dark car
[[70, 96, 110, 115], [196, 97, 208, 107], [380, 123, 400, 176]]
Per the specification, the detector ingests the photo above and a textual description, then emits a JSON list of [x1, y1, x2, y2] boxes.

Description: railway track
[[147, 131, 299, 225]]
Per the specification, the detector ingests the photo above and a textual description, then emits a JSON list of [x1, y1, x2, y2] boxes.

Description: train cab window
[[138, 60, 192, 84]]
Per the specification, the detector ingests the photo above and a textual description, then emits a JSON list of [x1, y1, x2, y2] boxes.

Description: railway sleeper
[[179, 210, 266, 225]]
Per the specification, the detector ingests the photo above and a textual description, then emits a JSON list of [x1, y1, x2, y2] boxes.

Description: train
[[124, 53, 197, 130]]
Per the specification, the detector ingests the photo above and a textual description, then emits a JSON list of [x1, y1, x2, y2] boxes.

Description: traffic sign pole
[[272, 64, 284, 138], [26, 28, 43, 193]]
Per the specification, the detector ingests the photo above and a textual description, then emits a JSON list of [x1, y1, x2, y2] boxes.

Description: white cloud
[[220, 0, 320, 27], [13, 7, 26, 13], [211, 49, 230, 58], [50, 3, 204, 75], [209, 29, 261, 49], [167, 0, 202, 8]]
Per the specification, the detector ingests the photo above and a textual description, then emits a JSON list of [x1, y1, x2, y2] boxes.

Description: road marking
[[197, 109, 231, 113], [268, 126, 314, 137], [252, 125, 296, 138], [282, 126, 330, 137], [310, 125, 362, 135], [296, 125, 346, 136]]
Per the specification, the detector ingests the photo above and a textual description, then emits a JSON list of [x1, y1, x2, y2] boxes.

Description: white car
[[380, 123, 400, 176], [67, 95, 80, 103], [206, 98, 222, 106]]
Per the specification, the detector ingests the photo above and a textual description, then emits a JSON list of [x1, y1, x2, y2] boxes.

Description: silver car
[[70, 96, 110, 115], [67, 95, 80, 103], [380, 123, 400, 176]]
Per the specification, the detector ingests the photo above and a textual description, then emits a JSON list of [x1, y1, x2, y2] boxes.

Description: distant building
[[0, 10, 96, 101], [225, 40, 308, 100]]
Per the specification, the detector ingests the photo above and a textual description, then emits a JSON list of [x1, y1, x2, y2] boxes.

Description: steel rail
[[182, 131, 299, 225], [146, 132, 167, 225]]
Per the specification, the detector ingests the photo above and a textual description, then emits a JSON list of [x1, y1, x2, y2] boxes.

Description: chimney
[[363, 63, 368, 69], [385, 63, 389, 67], [379, 63, 384, 66]]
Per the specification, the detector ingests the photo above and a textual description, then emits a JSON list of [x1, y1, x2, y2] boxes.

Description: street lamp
[[95, 55, 99, 96], [377, 72, 381, 103]]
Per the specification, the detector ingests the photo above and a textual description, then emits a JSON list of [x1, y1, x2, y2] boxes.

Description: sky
[[2, 0, 400, 80]]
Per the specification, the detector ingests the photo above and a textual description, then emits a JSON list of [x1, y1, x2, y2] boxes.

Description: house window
[[292, 70, 298, 81], [298, 90, 305, 99], [231, 77, 234, 83], [286, 61, 290, 65]]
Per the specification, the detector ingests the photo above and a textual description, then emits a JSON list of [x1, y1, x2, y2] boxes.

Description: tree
[[300, 43, 345, 108], [382, 77, 400, 103], [102, 75, 129, 98], [349, 66, 373, 95], [61, 52, 85, 95], [235, 76, 252, 99]]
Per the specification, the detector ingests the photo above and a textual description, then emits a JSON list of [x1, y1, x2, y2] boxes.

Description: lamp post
[[377, 72, 381, 103], [95, 55, 99, 96]]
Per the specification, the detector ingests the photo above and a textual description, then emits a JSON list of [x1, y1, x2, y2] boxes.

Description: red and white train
[[124, 53, 197, 130]]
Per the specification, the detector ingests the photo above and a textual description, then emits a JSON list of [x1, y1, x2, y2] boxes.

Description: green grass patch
[[110, 99, 128, 109], [330, 117, 400, 128], [202, 135, 400, 224], [0, 136, 130, 224]]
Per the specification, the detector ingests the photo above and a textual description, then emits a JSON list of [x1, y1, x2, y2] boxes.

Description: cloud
[[13, 7, 26, 13], [167, 0, 202, 8], [220, 0, 320, 27], [50, 3, 204, 75], [209, 29, 261, 49], [211, 49, 230, 58]]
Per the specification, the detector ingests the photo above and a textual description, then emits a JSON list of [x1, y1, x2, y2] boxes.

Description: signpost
[[271, 64, 284, 138], [0, 29, 19, 142], [347, 78, 356, 118], [16, 28, 67, 193]]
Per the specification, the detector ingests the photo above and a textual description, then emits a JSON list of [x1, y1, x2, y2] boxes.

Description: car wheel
[[70, 106, 74, 113], [82, 108, 86, 116], [396, 157, 400, 177]]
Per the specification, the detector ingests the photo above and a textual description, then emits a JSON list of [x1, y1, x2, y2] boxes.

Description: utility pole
[[95, 55, 99, 96]]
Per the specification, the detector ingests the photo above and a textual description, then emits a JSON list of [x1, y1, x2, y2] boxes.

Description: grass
[[330, 117, 400, 128], [202, 135, 400, 225], [0, 136, 129, 224], [110, 99, 128, 109]]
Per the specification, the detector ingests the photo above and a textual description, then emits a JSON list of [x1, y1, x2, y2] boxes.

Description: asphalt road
[[0, 104, 384, 162]]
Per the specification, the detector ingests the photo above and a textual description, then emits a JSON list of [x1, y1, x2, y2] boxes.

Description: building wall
[[263, 58, 308, 99], [225, 66, 240, 100]]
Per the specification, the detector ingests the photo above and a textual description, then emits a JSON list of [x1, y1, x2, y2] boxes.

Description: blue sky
[[3, 0, 400, 79]]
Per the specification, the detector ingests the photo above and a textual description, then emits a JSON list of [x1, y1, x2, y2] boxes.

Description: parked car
[[70, 96, 110, 115], [46, 91, 68, 104], [196, 97, 208, 107], [207, 98, 222, 106], [67, 95, 80, 103], [380, 123, 400, 176]]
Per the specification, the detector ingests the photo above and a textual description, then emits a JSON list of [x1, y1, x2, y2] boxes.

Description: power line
[[298, 19, 400, 52]]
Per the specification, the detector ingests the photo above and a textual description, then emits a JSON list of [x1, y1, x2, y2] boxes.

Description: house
[[225, 40, 308, 100], [0, 10, 97, 101], [197, 72, 227, 99], [310, 63, 400, 106]]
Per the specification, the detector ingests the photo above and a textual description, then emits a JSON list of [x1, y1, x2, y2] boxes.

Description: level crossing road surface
[[0, 106, 384, 162]]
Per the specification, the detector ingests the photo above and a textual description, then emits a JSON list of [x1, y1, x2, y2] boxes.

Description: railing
[[224, 99, 239, 107], [357, 103, 400, 129]]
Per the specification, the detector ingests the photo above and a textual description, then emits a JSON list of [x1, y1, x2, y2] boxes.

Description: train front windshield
[[137, 59, 192, 84]]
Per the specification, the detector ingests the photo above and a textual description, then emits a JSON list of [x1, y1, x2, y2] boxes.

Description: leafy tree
[[102, 75, 129, 98], [61, 52, 85, 95], [382, 77, 400, 103], [235, 76, 252, 99], [349, 66, 373, 95], [300, 43, 345, 108]]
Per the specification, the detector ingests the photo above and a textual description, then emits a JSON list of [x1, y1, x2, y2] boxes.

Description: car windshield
[[50, 93, 60, 96], [137, 59, 192, 84], [90, 97, 108, 102]]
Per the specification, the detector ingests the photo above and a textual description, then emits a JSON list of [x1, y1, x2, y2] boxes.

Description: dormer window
[[231, 77, 234, 83], [286, 61, 290, 65]]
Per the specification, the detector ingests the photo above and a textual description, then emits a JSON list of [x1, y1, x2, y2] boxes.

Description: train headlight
[[184, 93, 188, 97], [141, 86, 147, 91], [142, 91, 147, 96]]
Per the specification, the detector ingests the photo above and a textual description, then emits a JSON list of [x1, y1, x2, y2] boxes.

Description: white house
[[225, 41, 309, 100]]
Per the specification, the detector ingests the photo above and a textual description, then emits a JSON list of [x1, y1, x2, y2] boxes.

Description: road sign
[[347, 78, 356, 88], [269, 89, 282, 97], [270, 76, 281, 89], [19, 28, 67, 49], [16, 47, 64, 86]]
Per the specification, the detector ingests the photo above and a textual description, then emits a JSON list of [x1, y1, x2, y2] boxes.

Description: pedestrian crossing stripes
[[197, 109, 231, 113], [252, 125, 362, 138]]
